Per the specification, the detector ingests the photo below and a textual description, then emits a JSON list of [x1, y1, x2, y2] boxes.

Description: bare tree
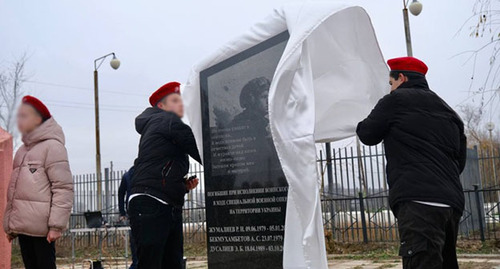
[[459, 102, 500, 144], [459, 102, 500, 193], [460, 103, 485, 145], [456, 1, 500, 119], [454, 1, 500, 148], [0, 55, 28, 144]]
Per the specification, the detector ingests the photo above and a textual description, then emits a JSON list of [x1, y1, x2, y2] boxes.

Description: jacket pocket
[[26, 161, 43, 174], [399, 240, 427, 269], [161, 160, 175, 187], [25, 161, 46, 184], [161, 160, 189, 206]]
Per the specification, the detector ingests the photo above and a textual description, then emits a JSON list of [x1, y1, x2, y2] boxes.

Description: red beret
[[22, 95, 51, 120], [387, 57, 428, 75], [149, 82, 181, 106]]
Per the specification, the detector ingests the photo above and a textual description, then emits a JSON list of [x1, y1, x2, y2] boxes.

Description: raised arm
[[165, 115, 202, 163], [356, 94, 397, 145]]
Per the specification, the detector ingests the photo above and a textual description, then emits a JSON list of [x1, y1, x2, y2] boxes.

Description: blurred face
[[389, 73, 407, 92], [17, 104, 43, 134], [157, 93, 184, 117]]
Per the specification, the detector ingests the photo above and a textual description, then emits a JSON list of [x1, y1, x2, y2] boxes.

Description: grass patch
[[11, 245, 23, 268], [325, 232, 500, 261], [185, 241, 207, 257], [456, 239, 500, 254], [459, 262, 497, 269], [377, 265, 396, 269]]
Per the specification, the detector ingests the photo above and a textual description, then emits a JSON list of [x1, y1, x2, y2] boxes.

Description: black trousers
[[395, 202, 462, 269], [129, 195, 184, 269], [18, 234, 56, 269]]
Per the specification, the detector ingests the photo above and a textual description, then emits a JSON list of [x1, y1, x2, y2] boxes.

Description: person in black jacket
[[117, 166, 137, 269], [129, 81, 201, 269], [356, 57, 466, 269]]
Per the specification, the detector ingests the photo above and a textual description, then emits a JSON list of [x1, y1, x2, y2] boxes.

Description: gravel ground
[[51, 257, 500, 269]]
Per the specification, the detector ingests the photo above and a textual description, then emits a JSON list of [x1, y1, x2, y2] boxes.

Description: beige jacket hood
[[3, 118, 73, 237]]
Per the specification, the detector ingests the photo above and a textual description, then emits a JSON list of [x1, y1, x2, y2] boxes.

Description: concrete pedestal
[[0, 128, 12, 269]]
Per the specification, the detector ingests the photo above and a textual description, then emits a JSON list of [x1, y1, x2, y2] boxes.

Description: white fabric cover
[[184, 2, 387, 268]]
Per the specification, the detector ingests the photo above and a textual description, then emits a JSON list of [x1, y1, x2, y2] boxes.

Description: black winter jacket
[[131, 107, 201, 207], [356, 78, 466, 212]]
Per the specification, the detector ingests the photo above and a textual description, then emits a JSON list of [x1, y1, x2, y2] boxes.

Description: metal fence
[[66, 162, 206, 248], [65, 144, 500, 248], [318, 144, 500, 243]]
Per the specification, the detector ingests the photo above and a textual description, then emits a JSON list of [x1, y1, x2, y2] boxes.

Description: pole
[[320, 150, 324, 193], [403, 5, 413, 56], [358, 192, 369, 244], [94, 70, 102, 211], [473, 184, 486, 241], [325, 143, 336, 235], [356, 137, 368, 193], [489, 129, 497, 184], [104, 168, 110, 216], [488, 128, 500, 204]]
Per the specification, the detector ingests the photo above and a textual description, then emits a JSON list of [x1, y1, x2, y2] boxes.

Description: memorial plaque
[[200, 31, 289, 268]]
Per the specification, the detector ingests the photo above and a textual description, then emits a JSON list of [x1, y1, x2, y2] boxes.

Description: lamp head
[[486, 122, 495, 132], [110, 55, 120, 70], [409, 0, 423, 16]]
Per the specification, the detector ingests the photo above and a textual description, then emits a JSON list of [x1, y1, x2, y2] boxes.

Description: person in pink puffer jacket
[[3, 96, 73, 269]]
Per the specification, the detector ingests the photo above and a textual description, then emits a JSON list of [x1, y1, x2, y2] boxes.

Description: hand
[[6, 234, 15, 243], [186, 177, 199, 191], [46, 230, 62, 243], [119, 215, 127, 222]]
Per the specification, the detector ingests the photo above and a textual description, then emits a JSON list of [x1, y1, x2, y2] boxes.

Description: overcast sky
[[1, 0, 496, 174]]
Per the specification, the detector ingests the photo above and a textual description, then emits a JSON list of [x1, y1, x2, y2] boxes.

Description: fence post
[[104, 168, 110, 219], [473, 184, 485, 242], [358, 192, 369, 244], [325, 143, 336, 237]]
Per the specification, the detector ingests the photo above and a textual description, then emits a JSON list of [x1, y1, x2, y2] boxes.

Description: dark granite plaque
[[200, 31, 289, 268]]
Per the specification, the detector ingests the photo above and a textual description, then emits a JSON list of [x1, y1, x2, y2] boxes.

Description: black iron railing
[[65, 144, 500, 246]]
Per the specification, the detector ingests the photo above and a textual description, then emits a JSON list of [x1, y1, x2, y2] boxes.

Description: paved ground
[[56, 257, 500, 269], [327, 259, 500, 269]]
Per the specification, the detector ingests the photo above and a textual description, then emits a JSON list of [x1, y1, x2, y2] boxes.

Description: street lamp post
[[486, 122, 497, 182], [402, 0, 423, 56], [93, 53, 120, 211]]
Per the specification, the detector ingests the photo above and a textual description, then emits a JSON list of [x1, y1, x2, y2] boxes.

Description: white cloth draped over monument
[[184, 2, 387, 268]]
